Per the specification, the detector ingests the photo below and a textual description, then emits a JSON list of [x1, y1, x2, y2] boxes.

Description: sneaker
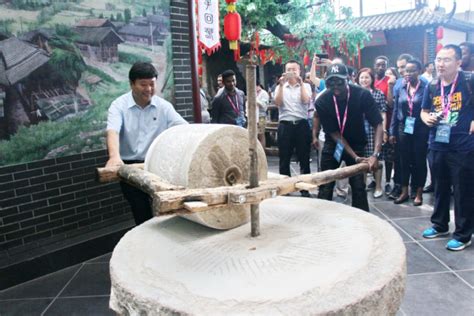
[[373, 190, 383, 198], [300, 190, 311, 198], [367, 181, 376, 191], [423, 183, 434, 193], [384, 183, 392, 194], [446, 239, 472, 251], [422, 227, 449, 239], [335, 187, 348, 198], [388, 185, 401, 200]]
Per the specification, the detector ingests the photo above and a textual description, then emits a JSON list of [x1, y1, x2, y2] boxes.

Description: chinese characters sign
[[197, 0, 221, 55]]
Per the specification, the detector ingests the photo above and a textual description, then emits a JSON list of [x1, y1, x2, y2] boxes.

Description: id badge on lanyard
[[334, 140, 344, 163], [435, 123, 451, 143], [404, 117, 415, 134], [333, 87, 350, 163], [404, 81, 419, 135], [434, 74, 458, 144]]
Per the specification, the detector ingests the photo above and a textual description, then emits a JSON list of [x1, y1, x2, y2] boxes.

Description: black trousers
[[317, 143, 369, 212], [277, 119, 311, 177], [398, 125, 429, 188], [120, 160, 153, 225], [429, 150, 474, 243]]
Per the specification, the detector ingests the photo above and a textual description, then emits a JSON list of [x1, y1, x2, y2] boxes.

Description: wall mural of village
[[0, 0, 173, 166]]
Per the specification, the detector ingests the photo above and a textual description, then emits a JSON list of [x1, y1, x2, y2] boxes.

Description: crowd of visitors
[[106, 42, 473, 251]]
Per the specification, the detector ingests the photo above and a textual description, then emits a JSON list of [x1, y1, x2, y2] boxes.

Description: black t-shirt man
[[315, 83, 383, 152], [315, 63, 383, 212]]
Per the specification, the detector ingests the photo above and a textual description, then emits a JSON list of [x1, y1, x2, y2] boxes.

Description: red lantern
[[224, 12, 241, 50], [436, 26, 444, 40], [303, 51, 310, 66], [225, 0, 236, 3], [436, 43, 443, 53]]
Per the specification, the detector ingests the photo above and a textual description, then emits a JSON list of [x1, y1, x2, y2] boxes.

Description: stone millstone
[[109, 197, 406, 315], [145, 124, 268, 230]]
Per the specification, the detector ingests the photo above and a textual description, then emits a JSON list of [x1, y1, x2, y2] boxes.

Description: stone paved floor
[[0, 156, 473, 315]]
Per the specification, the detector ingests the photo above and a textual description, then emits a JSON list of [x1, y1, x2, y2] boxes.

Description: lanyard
[[333, 86, 350, 137], [406, 80, 420, 117], [226, 94, 240, 115], [440, 73, 458, 117]]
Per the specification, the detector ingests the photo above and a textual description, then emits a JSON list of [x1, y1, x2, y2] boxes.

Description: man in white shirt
[[256, 83, 269, 148], [274, 60, 312, 196], [106, 62, 187, 225]]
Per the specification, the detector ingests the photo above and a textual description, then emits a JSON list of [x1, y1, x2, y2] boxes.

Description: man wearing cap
[[274, 59, 312, 197], [315, 64, 384, 211]]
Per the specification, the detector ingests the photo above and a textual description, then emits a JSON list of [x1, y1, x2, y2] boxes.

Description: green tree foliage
[[118, 51, 152, 65], [142, 8, 147, 17], [99, 13, 104, 19], [124, 8, 132, 23], [116, 12, 124, 22], [110, 14, 115, 22], [220, 0, 369, 62], [152, 5, 156, 14], [48, 25, 86, 86]]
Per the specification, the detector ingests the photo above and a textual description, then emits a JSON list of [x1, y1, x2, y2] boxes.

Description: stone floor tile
[[419, 239, 474, 271], [0, 298, 52, 315], [44, 296, 113, 315], [0, 265, 81, 300], [60, 263, 110, 297], [401, 272, 474, 315], [404, 242, 448, 275]]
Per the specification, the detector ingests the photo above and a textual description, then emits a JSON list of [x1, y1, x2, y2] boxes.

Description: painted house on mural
[[0, 37, 50, 139], [118, 24, 162, 46], [19, 28, 55, 54], [74, 20, 123, 63], [335, 4, 474, 68]]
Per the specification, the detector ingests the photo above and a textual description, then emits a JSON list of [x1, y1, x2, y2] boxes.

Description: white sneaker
[[373, 190, 383, 198]]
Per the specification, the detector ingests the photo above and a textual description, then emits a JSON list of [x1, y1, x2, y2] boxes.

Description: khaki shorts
[[257, 116, 266, 134]]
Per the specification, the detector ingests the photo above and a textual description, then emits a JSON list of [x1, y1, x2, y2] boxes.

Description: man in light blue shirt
[[106, 62, 187, 224]]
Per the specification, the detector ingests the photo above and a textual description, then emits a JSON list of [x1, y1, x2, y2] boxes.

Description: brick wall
[[170, 0, 194, 121], [0, 150, 132, 256], [0, 1, 195, 261]]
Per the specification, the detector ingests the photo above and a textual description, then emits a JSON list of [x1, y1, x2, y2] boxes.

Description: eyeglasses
[[326, 78, 346, 88]]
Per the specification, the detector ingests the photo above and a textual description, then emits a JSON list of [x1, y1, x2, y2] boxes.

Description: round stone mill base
[[109, 197, 406, 315]]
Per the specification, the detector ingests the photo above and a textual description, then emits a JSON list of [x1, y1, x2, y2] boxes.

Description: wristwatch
[[372, 152, 381, 159]]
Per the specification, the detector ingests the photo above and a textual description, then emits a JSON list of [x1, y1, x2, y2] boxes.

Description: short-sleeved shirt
[[275, 82, 312, 121], [421, 71, 474, 152], [375, 76, 390, 98], [106, 92, 188, 161], [390, 80, 429, 137], [315, 84, 383, 151]]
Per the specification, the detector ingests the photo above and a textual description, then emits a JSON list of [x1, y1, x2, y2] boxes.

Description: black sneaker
[[388, 185, 401, 200], [300, 190, 311, 198], [423, 183, 434, 193], [384, 183, 392, 194], [366, 181, 376, 191]]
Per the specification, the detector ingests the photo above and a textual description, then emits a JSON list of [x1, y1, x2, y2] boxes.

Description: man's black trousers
[[277, 119, 311, 177], [428, 150, 474, 243], [317, 144, 369, 212], [120, 160, 153, 225]]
